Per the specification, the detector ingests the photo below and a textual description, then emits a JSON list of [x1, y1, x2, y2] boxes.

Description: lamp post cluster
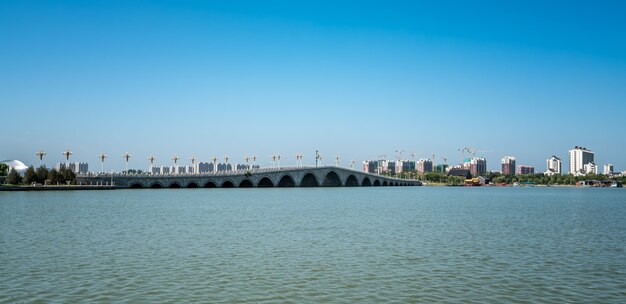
[[271, 155, 281, 168], [32, 148, 375, 178]]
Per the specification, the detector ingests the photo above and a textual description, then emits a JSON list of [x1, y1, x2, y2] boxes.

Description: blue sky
[[1, 0, 625, 172]]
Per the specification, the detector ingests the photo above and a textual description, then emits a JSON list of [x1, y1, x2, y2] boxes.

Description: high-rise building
[[517, 165, 535, 175], [56, 162, 89, 174], [569, 146, 594, 175], [604, 164, 614, 175], [416, 159, 433, 174], [583, 162, 598, 175], [469, 157, 487, 176], [434, 164, 449, 173], [501, 156, 516, 175], [381, 160, 396, 175], [362, 160, 378, 174], [396, 160, 416, 174], [545, 156, 562, 175]]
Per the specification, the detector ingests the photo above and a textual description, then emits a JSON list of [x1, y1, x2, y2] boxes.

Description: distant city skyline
[[3, 145, 622, 175], [2, 1, 625, 171]]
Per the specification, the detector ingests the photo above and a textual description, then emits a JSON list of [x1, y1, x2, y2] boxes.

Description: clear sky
[[1, 0, 625, 172]]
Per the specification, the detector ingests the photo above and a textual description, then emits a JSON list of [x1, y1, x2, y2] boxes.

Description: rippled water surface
[[1, 187, 625, 303]]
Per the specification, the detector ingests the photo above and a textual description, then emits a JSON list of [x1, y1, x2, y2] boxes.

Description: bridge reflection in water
[[77, 166, 421, 189]]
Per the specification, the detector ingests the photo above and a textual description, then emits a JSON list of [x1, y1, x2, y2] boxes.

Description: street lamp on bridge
[[211, 156, 218, 173], [295, 153, 303, 167], [189, 156, 197, 174], [315, 150, 319, 167], [243, 156, 250, 170], [171, 155, 180, 174], [123, 152, 132, 173], [98, 153, 107, 172], [148, 156, 156, 172]]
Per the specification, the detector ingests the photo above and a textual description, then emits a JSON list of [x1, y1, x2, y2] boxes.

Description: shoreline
[[0, 185, 116, 191]]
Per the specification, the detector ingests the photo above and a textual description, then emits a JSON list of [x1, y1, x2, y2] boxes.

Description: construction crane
[[458, 147, 471, 163], [458, 147, 493, 162], [441, 156, 447, 164], [466, 148, 493, 157]]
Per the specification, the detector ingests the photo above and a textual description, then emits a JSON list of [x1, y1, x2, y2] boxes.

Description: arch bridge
[[77, 166, 421, 189]]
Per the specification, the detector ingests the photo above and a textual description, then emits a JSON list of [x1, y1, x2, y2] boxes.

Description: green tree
[[61, 168, 76, 184], [0, 163, 8, 176], [36, 166, 49, 184], [48, 169, 61, 185], [22, 166, 37, 185], [5, 168, 21, 185], [494, 176, 506, 184]]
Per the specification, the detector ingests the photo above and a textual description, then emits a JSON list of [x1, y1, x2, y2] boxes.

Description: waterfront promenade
[[76, 166, 420, 188]]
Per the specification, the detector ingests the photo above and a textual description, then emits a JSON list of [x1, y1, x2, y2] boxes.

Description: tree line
[[2, 166, 76, 186], [386, 170, 625, 185]]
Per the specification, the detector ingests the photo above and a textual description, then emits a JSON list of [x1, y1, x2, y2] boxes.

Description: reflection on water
[[1, 187, 625, 303]]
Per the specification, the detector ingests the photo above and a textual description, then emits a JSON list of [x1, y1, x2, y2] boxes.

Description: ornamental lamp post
[[315, 150, 319, 167], [62, 148, 73, 163], [171, 155, 180, 175], [211, 156, 218, 173], [295, 154, 303, 167], [148, 156, 156, 173], [36, 149, 46, 167], [98, 153, 108, 172], [123, 152, 132, 173], [244, 156, 250, 170], [189, 156, 197, 174]]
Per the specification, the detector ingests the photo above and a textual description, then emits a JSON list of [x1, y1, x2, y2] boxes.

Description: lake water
[[1, 187, 625, 303]]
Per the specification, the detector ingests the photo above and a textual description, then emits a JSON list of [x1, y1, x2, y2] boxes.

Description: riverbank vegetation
[[2, 166, 76, 186], [385, 171, 625, 186]]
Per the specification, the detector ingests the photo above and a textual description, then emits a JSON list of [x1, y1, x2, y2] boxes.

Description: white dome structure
[[1, 160, 29, 174]]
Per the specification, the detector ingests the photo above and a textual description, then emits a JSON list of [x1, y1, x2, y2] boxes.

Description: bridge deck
[[77, 166, 421, 188]]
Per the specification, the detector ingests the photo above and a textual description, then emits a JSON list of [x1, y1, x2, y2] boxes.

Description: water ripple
[[1, 188, 625, 303]]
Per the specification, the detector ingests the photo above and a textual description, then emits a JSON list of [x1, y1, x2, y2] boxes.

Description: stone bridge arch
[[150, 182, 165, 188], [204, 181, 217, 188], [129, 182, 144, 188], [278, 174, 296, 187], [169, 182, 182, 188], [239, 179, 253, 188], [345, 175, 359, 187], [257, 177, 274, 187], [300, 172, 319, 187], [322, 171, 342, 187], [222, 180, 235, 188]]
